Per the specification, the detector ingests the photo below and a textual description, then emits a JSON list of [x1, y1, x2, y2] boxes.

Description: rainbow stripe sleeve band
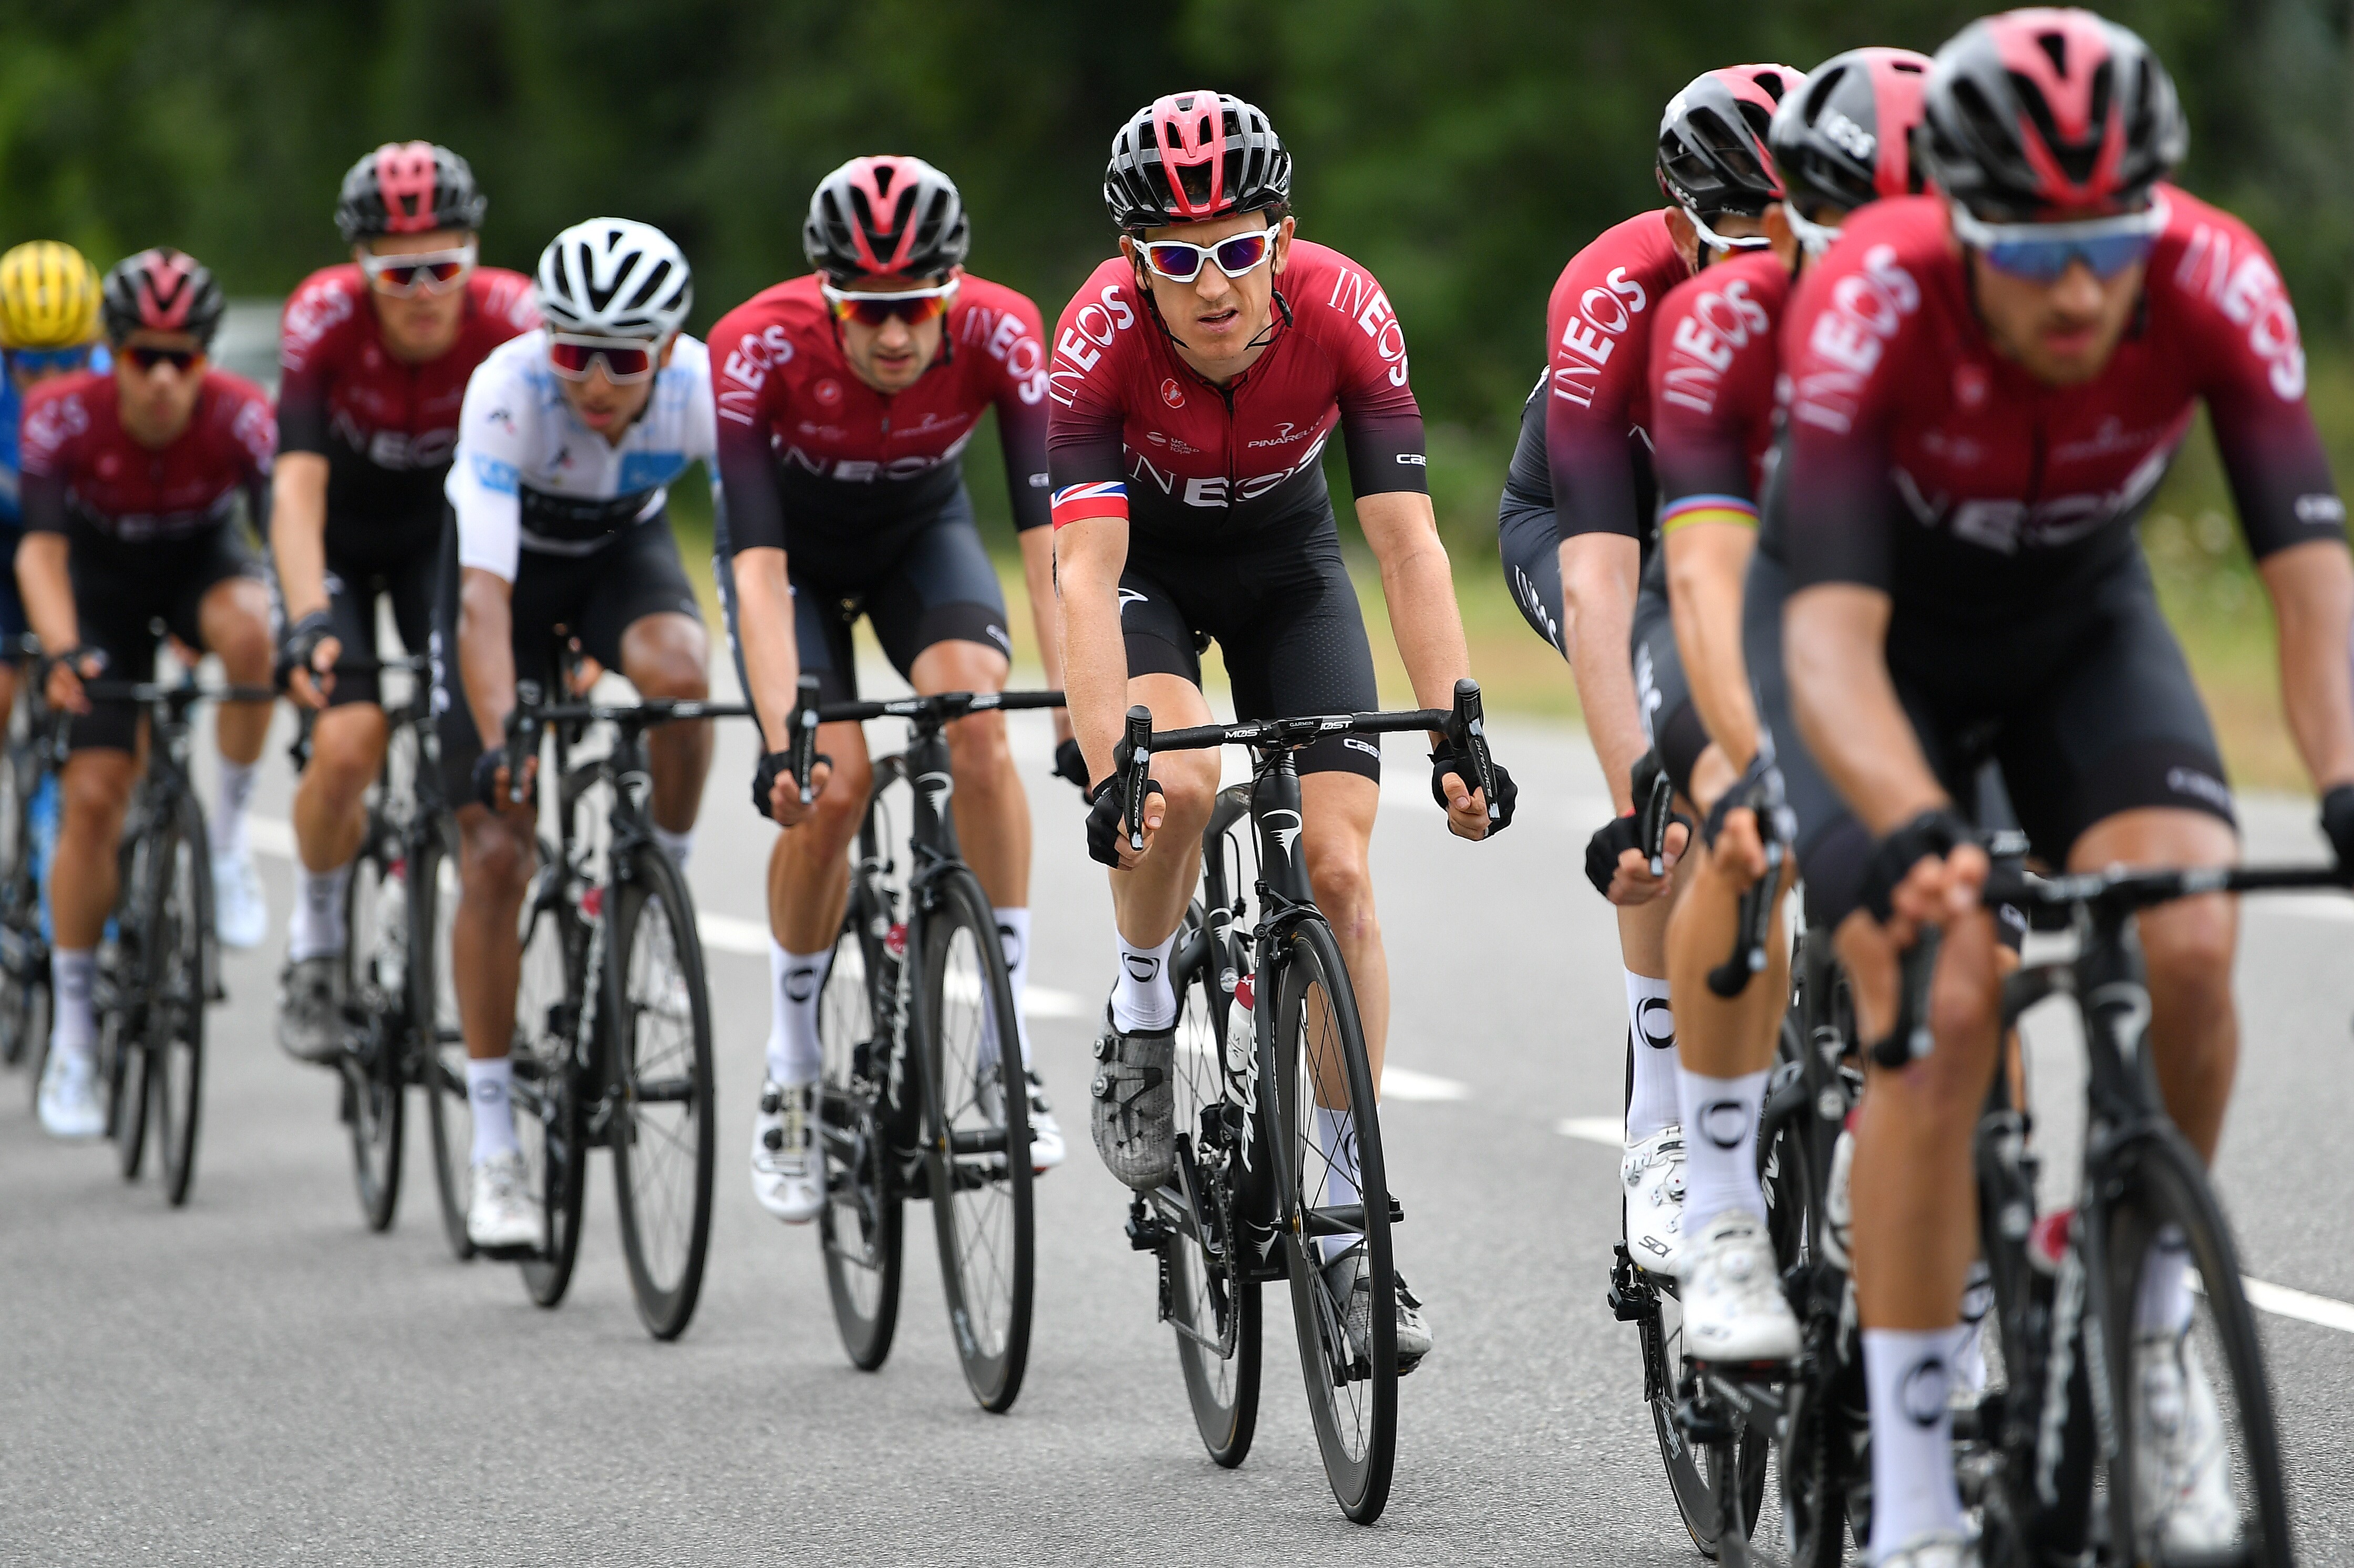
[[1659, 493, 1759, 534]]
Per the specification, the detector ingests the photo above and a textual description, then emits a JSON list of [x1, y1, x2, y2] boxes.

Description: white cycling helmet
[[534, 217, 693, 341]]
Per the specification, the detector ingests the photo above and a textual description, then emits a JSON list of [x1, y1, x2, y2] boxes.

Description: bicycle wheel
[[817, 882, 903, 1371], [415, 817, 477, 1261], [340, 816, 406, 1232], [0, 742, 37, 1069], [917, 869, 1034, 1411], [2097, 1130, 2293, 1568], [1268, 917, 1396, 1523], [513, 856, 586, 1306], [1162, 896, 1262, 1467], [107, 1006, 148, 1180], [146, 792, 212, 1208], [606, 841, 716, 1340]]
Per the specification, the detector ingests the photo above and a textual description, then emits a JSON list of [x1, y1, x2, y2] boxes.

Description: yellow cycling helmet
[[0, 241, 104, 350]]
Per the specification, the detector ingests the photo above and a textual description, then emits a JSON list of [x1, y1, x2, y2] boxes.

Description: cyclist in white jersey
[[435, 219, 716, 1253]]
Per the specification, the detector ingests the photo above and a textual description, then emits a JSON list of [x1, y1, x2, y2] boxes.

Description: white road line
[[1556, 1116, 1623, 1146], [2257, 895, 2354, 923], [1381, 1067, 1472, 1101]]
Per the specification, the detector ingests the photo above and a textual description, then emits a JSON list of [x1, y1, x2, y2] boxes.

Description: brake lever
[[1122, 705, 1154, 853], [1870, 925, 1942, 1069], [506, 678, 542, 808], [1450, 678, 1499, 822], [1636, 760, 1675, 878], [790, 674, 821, 806]]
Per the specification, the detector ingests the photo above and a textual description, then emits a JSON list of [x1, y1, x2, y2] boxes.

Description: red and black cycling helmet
[[100, 248, 225, 347], [803, 156, 970, 283], [1104, 90, 1292, 234], [1922, 8, 2185, 219], [1771, 48, 1933, 216], [1656, 65, 1806, 219], [334, 141, 488, 244]]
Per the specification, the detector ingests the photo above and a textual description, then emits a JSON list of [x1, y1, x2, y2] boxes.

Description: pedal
[[1124, 1198, 1170, 1253], [1607, 1243, 1653, 1323]]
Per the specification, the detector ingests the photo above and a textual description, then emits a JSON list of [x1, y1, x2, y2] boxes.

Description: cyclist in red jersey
[[1494, 63, 1803, 1285], [14, 250, 276, 1139], [1051, 90, 1514, 1373], [270, 142, 539, 1062], [1776, 15, 2354, 1563], [1638, 50, 1933, 1363], [716, 156, 1071, 1219]]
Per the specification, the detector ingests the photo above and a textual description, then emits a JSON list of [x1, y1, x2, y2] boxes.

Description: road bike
[[422, 671, 729, 1339], [804, 682, 1059, 1412], [1128, 678, 1501, 1523], [0, 634, 62, 1069]]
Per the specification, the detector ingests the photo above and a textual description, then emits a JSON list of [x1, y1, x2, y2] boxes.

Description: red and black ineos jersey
[[1774, 189, 2346, 628], [709, 272, 1051, 562], [1648, 250, 1790, 534], [1044, 240, 1425, 549], [1497, 211, 1693, 561], [276, 265, 538, 527], [19, 368, 274, 558]]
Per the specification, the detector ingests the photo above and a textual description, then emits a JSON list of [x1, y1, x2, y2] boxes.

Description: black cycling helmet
[[1922, 7, 2185, 219], [1655, 65, 1806, 219], [335, 141, 488, 244], [1104, 90, 1292, 233], [100, 248, 225, 347], [803, 156, 970, 282], [1771, 48, 1934, 215]]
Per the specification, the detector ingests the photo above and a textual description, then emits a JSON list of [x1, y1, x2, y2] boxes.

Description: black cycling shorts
[[1498, 495, 1567, 657], [433, 512, 703, 805], [716, 485, 1009, 708], [320, 527, 439, 710], [1747, 547, 2225, 933], [1118, 523, 1381, 781], [69, 524, 270, 753]]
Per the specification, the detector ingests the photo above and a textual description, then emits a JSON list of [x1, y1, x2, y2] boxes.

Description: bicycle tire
[[415, 817, 478, 1261], [817, 881, 903, 1371], [1164, 899, 1262, 1468], [514, 852, 586, 1306], [108, 1008, 148, 1180], [1269, 916, 1396, 1524], [606, 840, 716, 1340], [140, 791, 211, 1208], [1760, 1019, 1846, 1568], [341, 817, 406, 1232], [917, 869, 1035, 1412], [2095, 1129, 2294, 1568], [0, 738, 39, 1069]]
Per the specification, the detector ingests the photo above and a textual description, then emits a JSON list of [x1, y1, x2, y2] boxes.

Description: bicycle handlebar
[[79, 678, 278, 707]]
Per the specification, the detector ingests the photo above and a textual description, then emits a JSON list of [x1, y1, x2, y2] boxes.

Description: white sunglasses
[[1136, 225, 1281, 283]]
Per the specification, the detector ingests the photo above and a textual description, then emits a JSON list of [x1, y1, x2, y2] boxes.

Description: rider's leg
[[49, 747, 138, 1034], [196, 574, 274, 854], [1839, 903, 2002, 1557], [450, 800, 536, 1160], [763, 722, 872, 1088], [1104, 671, 1217, 1031], [288, 704, 387, 959], [0, 662, 15, 737], [617, 610, 711, 866]]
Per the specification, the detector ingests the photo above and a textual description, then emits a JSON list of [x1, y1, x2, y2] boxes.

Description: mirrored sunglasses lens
[[549, 342, 650, 379], [1211, 233, 1271, 274], [1143, 243, 1205, 281]]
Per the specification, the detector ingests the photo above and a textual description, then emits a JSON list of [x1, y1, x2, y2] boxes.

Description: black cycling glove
[[1428, 743, 1517, 834], [752, 748, 831, 822], [1700, 752, 1784, 850], [1584, 813, 1644, 898], [1858, 807, 1974, 922], [2321, 784, 2354, 875], [1052, 736, 1092, 795], [1085, 770, 1161, 868], [472, 747, 532, 812], [275, 610, 335, 690]]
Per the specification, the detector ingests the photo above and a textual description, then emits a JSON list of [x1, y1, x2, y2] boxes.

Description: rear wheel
[[513, 853, 585, 1307], [817, 879, 902, 1371], [607, 843, 716, 1340], [1164, 900, 1261, 1467], [0, 741, 44, 1069], [342, 817, 405, 1231], [148, 794, 211, 1208], [416, 819, 477, 1261], [1271, 917, 1396, 1524]]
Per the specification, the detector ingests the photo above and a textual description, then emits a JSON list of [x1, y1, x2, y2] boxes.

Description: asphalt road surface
[[7, 665, 2354, 1566]]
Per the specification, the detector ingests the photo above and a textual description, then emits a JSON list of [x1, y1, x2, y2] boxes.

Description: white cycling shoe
[[1621, 1125, 1686, 1275], [213, 849, 267, 951], [466, 1151, 540, 1254], [981, 1067, 1067, 1173], [751, 1079, 824, 1223], [37, 1047, 106, 1140], [1680, 1209, 1800, 1363], [2133, 1325, 2239, 1555], [1872, 1531, 1981, 1568]]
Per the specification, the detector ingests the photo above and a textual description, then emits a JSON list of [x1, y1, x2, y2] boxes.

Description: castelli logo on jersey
[[814, 378, 843, 406], [1160, 377, 1185, 409], [1954, 364, 1990, 410]]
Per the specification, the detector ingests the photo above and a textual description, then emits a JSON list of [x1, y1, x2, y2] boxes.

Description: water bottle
[[28, 772, 58, 943], [377, 860, 408, 1000]]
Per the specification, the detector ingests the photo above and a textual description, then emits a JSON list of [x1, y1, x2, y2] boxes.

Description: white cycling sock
[[1109, 927, 1175, 1033], [766, 939, 831, 1088], [989, 906, 1034, 1072], [1864, 1327, 1966, 1555], [651, 826, 694, 873], [49, 948, 96, 1064], [2134, 1223, 2195, 1337], [466, 1057, 519, 1164], [211, 756, 257, 860], [1677, 1067, 1768, 1231], [1316, 1105, 1363, 1266], [1624, 971, 1679, 1142], [288, 860, 352, 963], [1953, 1260, 1995, 1396]]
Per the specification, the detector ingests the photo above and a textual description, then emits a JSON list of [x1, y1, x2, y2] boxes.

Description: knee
[[213, 611, 274, 675], [308, 731, 378, 804], [809, 759, 872, 840], [1307, 850, 1377, 939], [945, 713, 1010, 785], [1152, 753, 1220, 832], [461, 818, 534, 899], [61, 762, 129, 831], [2142, 900, 2236, 1016], [632, 645, 708, 703]]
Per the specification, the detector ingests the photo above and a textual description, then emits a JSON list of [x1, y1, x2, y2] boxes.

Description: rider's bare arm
[[1783, 582, 1949, 836], [269, 452, 333, 624], [1015, 527, 1072, 742], [729, 544, 800, 753], [2257, 539, 2354, 793], [1052, 514, 1131, 787], [15, 531, 78, 657], [1560, 532, 1647, 813], [456, 566, 518, 753], [1664, 524, 1759, 788]]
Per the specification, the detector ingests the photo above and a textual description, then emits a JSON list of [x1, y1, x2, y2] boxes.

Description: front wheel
[[342, 820, 406, 1231], [1269, 917, 1396, 1524], [513, 855, 586, 1308], [416, 818, 477, 1261], [817, 882, 903, 1371], [606, 843, 716, 1341], [919, 871, 1034, 1413], [147, 793, 212, 1208]]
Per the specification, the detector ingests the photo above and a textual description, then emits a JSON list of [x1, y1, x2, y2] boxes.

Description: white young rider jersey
[[446, 328, 716, 582]]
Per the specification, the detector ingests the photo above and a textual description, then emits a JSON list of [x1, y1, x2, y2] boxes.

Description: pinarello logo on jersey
[[1953, 363, 1990, 410], [815, 378, 843, 407], [1160, 377, 1185, 409]]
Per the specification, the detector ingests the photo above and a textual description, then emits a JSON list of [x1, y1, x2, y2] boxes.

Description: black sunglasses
[[126, 346, 202, 373]]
